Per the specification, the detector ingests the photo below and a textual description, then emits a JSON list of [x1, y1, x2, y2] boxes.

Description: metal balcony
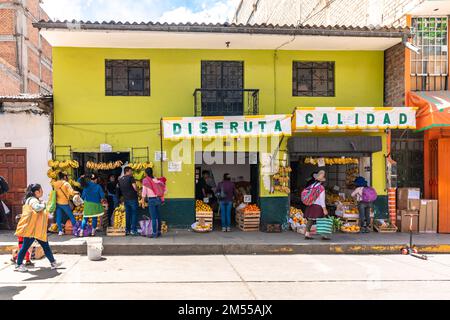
[[193, 88, 259, 116]]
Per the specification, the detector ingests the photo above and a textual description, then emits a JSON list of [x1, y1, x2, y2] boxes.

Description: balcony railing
[[193, 88, 259, 116]]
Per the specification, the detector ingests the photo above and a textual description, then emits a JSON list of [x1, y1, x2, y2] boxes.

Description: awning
[[293, 107, 417, 132], [162, 114, 292, 140], [406, 91, 450, 131]]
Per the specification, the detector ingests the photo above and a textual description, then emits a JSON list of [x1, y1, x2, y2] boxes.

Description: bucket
[[87, 242, 103, 261]]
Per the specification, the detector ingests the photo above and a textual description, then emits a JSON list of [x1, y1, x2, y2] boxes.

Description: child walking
[[14, 184, 61, 272]]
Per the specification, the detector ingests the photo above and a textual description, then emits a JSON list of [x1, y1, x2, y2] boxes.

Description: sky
[[41, 0, 241, 23]]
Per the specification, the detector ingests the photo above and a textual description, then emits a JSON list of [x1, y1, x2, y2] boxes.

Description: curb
[[2, 242, 450, 255]]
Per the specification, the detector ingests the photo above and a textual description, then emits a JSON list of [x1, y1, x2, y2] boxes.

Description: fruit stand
[[235, 204, 261, 232], [195, 200, 213, 231], [107, 203, 126, 236]]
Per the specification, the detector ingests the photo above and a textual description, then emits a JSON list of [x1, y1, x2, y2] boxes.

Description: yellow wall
[[52, 47, 386, 198]]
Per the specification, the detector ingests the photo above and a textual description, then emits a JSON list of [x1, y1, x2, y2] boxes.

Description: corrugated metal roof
[[33, 20, 409, 38]]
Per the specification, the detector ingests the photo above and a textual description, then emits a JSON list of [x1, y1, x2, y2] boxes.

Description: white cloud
[[41, 0, 87, 21], [158, 0, 241, 23], [41, 0, 241, 23]]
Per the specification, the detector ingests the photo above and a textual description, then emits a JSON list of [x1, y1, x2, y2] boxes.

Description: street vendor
[[195, 171, 217, 209]]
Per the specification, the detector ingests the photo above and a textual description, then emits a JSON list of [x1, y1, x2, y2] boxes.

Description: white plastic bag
[[1, 201, 10, 215]]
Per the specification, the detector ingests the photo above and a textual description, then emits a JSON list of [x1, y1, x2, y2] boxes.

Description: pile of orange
[[243, 204, 260, 213]]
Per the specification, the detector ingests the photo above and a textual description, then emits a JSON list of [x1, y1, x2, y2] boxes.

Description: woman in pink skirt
[[303, 170, 330, 241]]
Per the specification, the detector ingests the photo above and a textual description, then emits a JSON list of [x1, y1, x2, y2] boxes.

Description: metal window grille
[[390, 130, 424, 191], [411, 17, 448, 91], [292, 61, 335, 97], [105, 60, 150, 96]]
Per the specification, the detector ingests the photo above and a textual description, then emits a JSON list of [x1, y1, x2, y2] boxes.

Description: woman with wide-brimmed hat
[[303, 170, 330, 241]]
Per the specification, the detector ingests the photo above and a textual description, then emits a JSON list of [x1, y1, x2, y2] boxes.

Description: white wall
[[202, 164, 251, 187], [0, 112, 52, 199]]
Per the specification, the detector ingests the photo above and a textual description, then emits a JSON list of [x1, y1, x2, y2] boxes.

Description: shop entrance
[[195, 151, 259, 230], [72, 152, 130, 182], [290, 153, 372, 211]]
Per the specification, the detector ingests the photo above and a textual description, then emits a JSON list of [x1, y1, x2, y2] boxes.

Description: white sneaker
[[51, 261, 62, 270], [226, 227, 231, 232], [58, 231, 64, 236], [15, 264, 28, 272], [222, 227, 226, 232]]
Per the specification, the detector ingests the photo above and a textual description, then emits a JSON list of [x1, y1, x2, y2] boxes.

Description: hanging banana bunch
[[86, 160, 123, 171]]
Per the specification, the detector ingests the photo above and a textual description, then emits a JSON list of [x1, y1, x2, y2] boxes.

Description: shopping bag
[[1, 201, 10, 215], [139, 216, 153, 237], [29, 241, 45, 260], [316, 217, 333, 235], [47, 190, 57, 213]]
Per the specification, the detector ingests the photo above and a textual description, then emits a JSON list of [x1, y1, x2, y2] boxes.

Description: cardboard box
[[419, 199, 438, 233], [397, 188, 421, 210], [396, 210, 419, 233], [408, 199, 421, 211]]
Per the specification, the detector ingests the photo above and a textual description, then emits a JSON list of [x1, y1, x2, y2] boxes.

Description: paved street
[[1, 253, 450, 300]]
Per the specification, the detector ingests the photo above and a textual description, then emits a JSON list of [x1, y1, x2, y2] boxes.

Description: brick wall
[[0, 41, 17, 68], [384, 43, 405, 107], [0, 69, 20, 95], [27, 47, 39, 77], [0, 0, 53, 94], [41, 37, 51, 61], [41, 63, 51, 85], [27, 78, 39, 93], [0, 9, 15, 34]]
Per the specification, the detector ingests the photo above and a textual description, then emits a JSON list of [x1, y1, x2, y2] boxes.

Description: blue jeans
[[81, 217, 98, 230], [220, 201, 232, 228], [17, 237, 55, 265], [358, 202, 372, 228], [148, 197, 161, 236], [124, 199, 138, 233], [56, 204, 76, 232]]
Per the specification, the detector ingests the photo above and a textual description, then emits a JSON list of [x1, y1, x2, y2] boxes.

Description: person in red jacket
[[11, 214, 33, 266]]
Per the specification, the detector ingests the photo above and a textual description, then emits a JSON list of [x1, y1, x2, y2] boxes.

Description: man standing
[[117, 167, 139, 236]]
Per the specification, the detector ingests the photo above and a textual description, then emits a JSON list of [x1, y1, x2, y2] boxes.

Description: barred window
[[410, 17, 448, 91], [292, 61, 335, 97], [105, 60, 150, 96]]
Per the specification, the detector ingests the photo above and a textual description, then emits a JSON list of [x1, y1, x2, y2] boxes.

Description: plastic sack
[[139, 216, 153, 237]]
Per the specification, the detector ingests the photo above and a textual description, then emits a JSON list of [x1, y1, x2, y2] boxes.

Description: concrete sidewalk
[[1, 229, 450, 255]]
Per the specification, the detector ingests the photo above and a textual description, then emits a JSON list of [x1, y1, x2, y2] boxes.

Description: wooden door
[[438, 139, 450, 233], [0, 149, 27, 227]]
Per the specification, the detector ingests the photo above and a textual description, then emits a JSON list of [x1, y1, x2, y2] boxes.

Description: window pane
[[113, 78, 127, 91], [129, 79, 144, 91], [113, 66, 127, 79], [128, 67, 144, 80]]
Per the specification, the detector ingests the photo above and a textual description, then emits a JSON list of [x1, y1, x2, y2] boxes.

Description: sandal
[[304, 236, 314, 240], [322, 236, 331, 241]]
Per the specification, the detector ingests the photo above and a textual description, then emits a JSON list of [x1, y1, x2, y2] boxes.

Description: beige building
[[0, 0, 52, 95]]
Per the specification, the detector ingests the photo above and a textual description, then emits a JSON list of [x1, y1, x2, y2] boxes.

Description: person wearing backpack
[[351, 176, 377, 233], [142, 168, 166, 238], [302, 170, 330, 241]]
